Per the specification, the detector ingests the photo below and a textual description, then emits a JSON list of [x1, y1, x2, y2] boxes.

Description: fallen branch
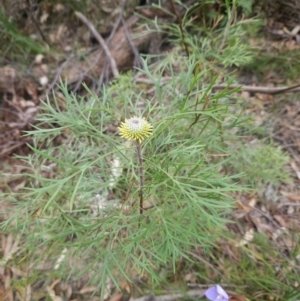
[[75, 11, 119, 78], [136, 78, 300, 95], [212, 83, 300, 95], [130, 289, 205, 301], [62, 1, 200, 86], [62, 15, 152, 84]]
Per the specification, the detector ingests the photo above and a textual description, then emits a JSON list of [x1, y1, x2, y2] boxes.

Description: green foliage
[[0, 10, 48, 63], [165, 1, 258, 70], [242, 49, 300, 82], [2, 54, 244, 294], [229, 142, 291, 189], [235, 0, 254, 15]]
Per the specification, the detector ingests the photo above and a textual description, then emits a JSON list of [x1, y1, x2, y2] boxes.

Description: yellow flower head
[[119, 116, 153, 142]]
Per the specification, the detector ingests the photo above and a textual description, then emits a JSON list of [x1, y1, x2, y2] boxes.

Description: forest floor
[[0, 1, 300, 301]]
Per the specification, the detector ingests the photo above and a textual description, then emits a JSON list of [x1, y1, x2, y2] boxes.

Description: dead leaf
[[108, 291, 123, 301], [228, 292, 247, 301]]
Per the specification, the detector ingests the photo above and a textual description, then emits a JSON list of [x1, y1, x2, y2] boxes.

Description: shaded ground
[[0, 1, 300, 300]]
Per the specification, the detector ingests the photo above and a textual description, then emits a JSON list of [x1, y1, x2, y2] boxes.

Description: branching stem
[[136, 141, 144, 215], [169, 0, 189, 57]]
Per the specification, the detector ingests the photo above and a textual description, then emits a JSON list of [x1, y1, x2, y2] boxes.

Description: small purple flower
[[205, 285, 229, 301]]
